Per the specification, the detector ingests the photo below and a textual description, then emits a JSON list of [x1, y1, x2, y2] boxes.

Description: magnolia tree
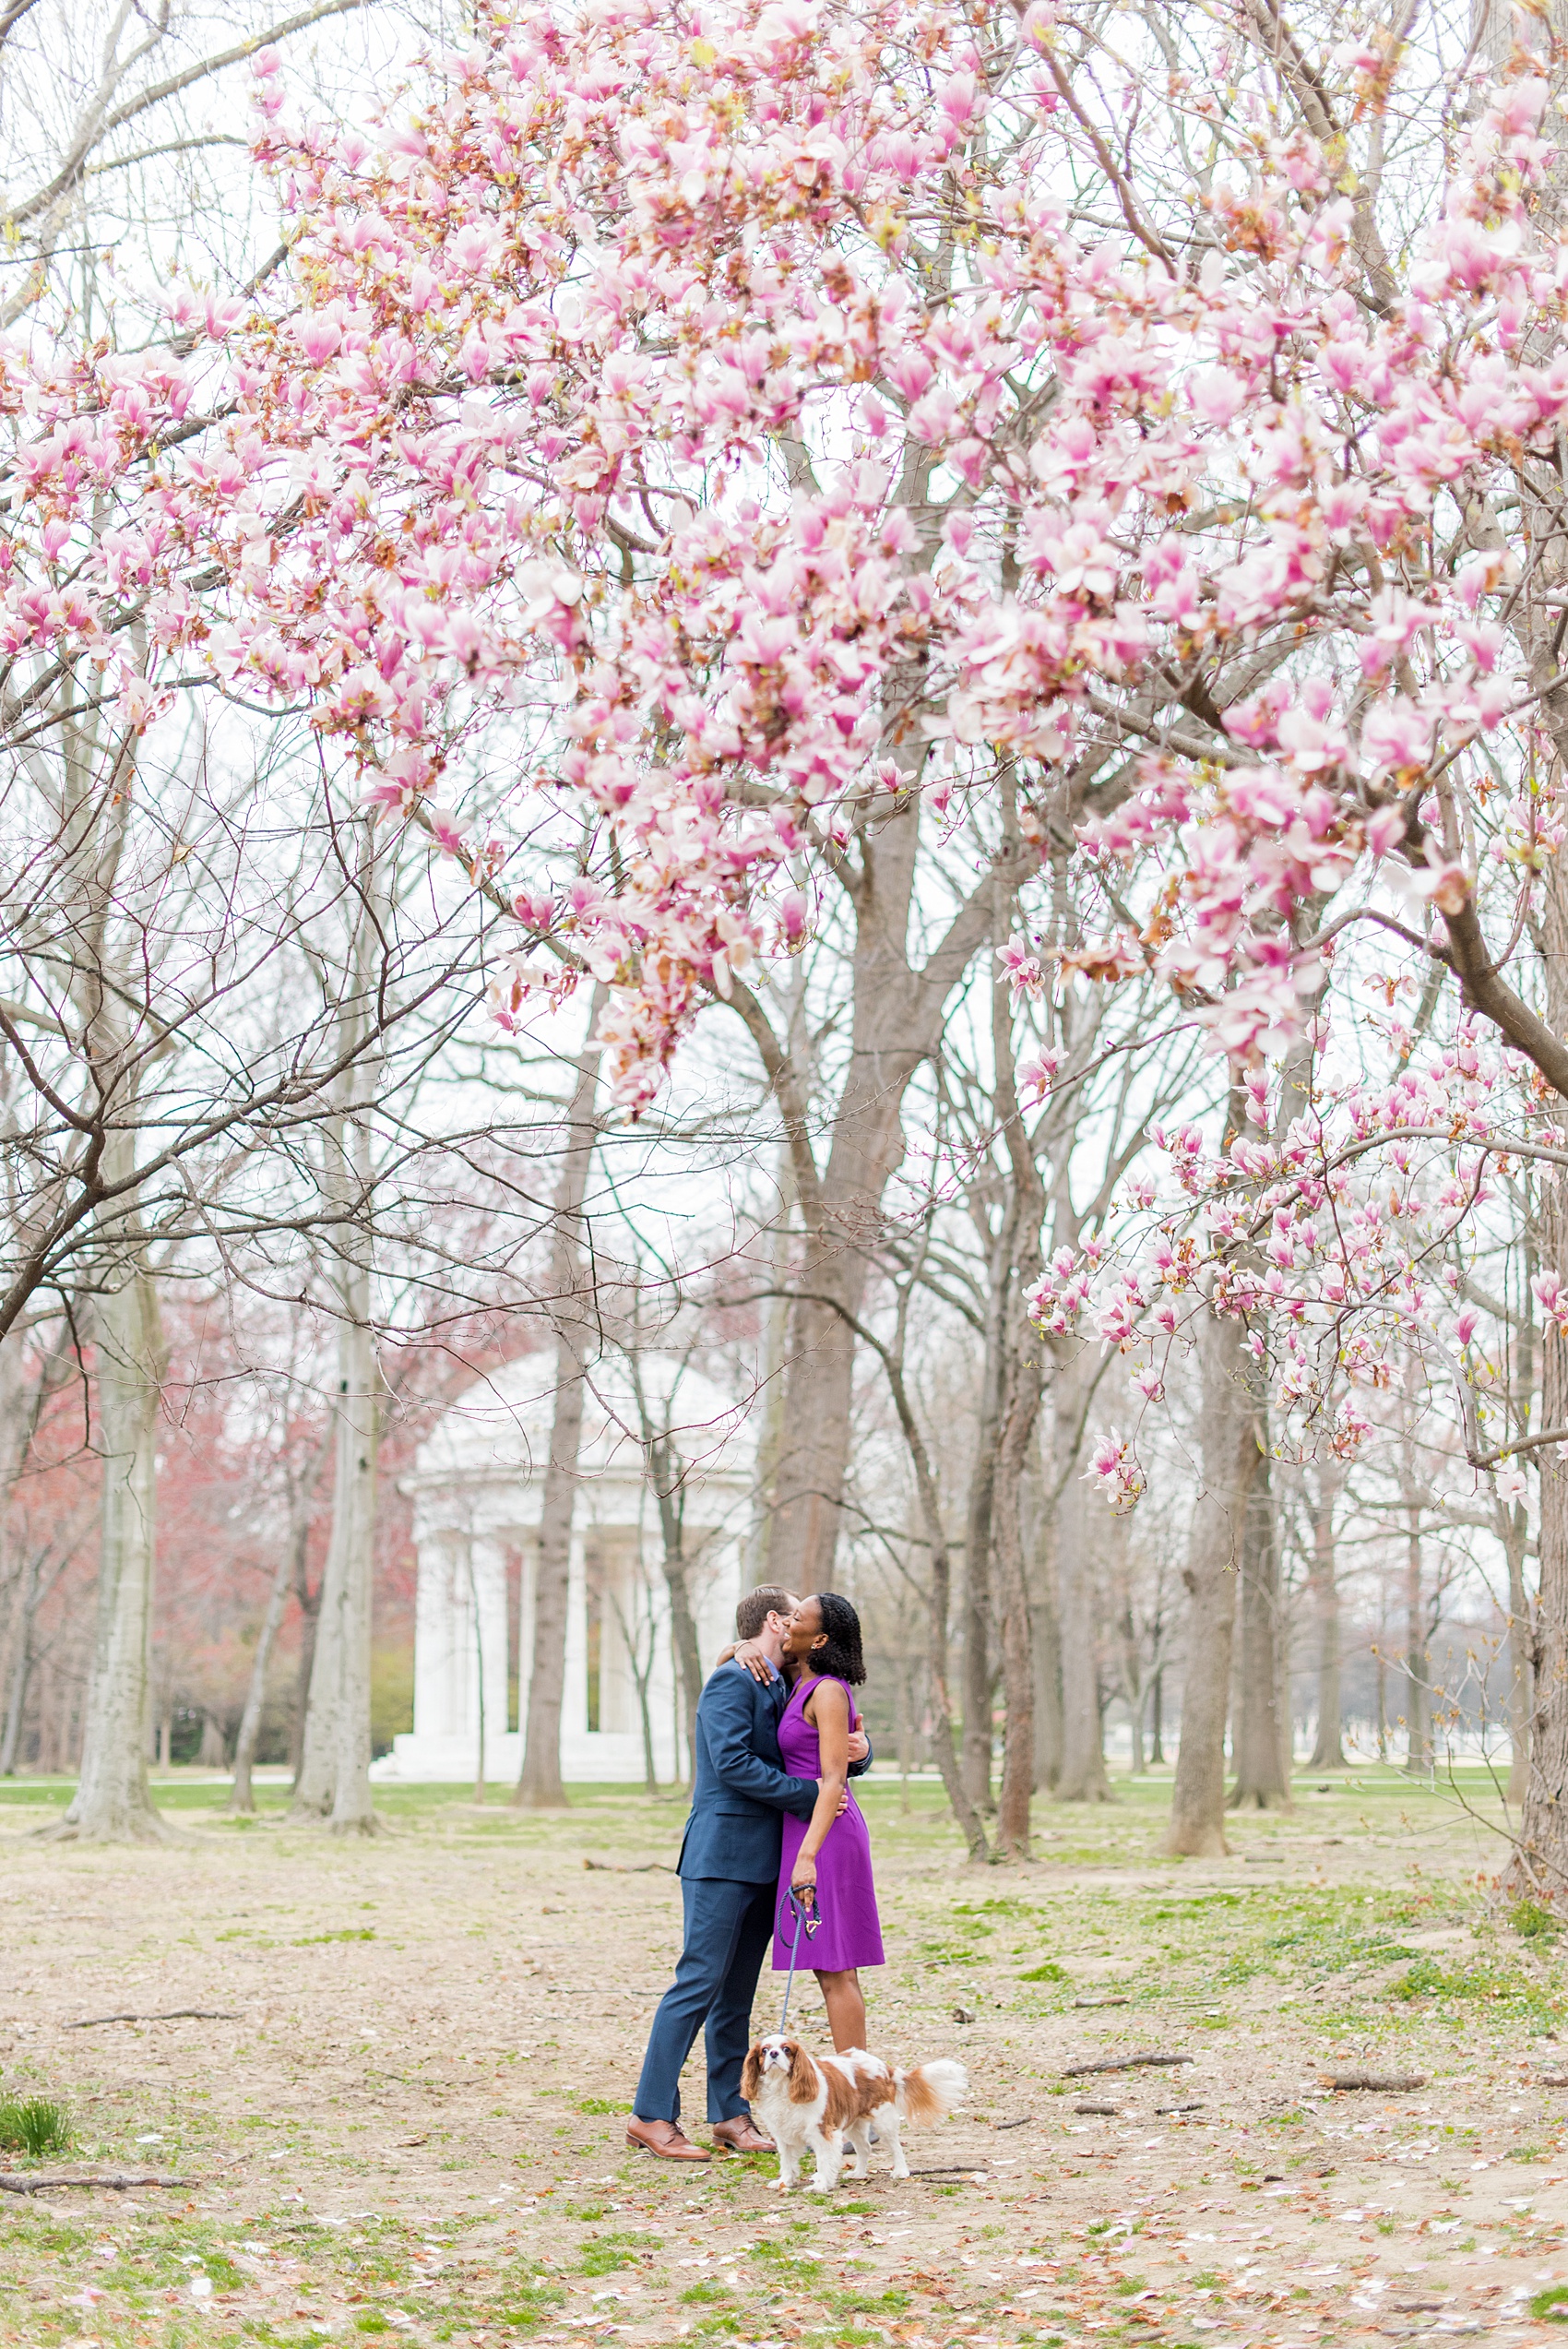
[[20, 0, 1568, 1867]]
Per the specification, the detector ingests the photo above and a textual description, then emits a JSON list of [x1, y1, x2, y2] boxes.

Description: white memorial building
[[370, 1355, 754, 1785]]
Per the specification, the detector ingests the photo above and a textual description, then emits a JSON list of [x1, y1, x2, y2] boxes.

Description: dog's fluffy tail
[[896, 2057, 968, 2125]]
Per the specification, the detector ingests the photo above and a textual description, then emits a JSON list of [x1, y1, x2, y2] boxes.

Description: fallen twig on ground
[[1063, 2053, 1194, 2078], [1321, 2069, 1428, 2093], [582, 1859, 675, 1875], [992, 2115, 1034, 2129], [0, 2174, 192, 2195], [64, 2009, 236, 2029], [1072, 2101, 1120, 2116], [1073, 1997, 1130, 2009]]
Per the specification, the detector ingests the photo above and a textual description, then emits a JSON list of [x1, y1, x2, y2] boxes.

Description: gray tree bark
[[228, 1540, 291, 1815], [291, 1267, 380, 1831], [1166, 1298, 1259, 1857], [231, 1431, 329, 1815], [739, 636, 1004, 1604], [517, 993, 603, 1810], [961, 1234, 1004, 1809], [990, 927, 1044, 1859], [1054, 1454, 1111, 1801], [1513, 1194, 1568, 1884], [0, 1544, 43, 1775], [1305, 1465, 1348, 1771], [1031, 1495, 1063, 1792], [633, 1369, 707, 1781], [59, 1261, 167, 1842], [1229, 1446, 1291, 1808], [292, 858, 385, 1836], [1503, 1496, 1534, 1806], [1402, 1504, 1431, 1777]]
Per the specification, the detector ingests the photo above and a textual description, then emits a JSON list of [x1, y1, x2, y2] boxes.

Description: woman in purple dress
[[772, 1592, 884, 2052]]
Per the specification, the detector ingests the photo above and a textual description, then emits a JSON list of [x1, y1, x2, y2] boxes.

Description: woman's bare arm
[[790, 1680, 850, 1890]]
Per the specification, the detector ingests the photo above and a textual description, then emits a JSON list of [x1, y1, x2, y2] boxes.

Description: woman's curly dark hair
[[807, 1591, 866, 1686]]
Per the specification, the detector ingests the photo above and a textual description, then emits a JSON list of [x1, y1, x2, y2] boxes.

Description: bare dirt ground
[[0, 1768, 1564, 2349]]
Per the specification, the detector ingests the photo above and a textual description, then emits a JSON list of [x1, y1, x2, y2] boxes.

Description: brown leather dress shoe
[[625, 2116, 711, 2162], [711, 2116, 775, 2153]]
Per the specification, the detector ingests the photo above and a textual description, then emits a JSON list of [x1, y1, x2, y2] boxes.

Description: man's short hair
[[735, 1584, 794, 1641]]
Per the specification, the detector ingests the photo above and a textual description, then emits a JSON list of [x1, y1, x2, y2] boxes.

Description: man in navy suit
[[627, 1583, 871, 2161]]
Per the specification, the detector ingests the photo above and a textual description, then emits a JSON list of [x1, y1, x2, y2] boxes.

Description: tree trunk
[[1166, 1300, 1258, 1858], [1498, 239, 1568, 1897], [229, 1537, 292, 1814], [293, 1302, 381, 1831], [516, 997, 603, 1811], [1306, 1468, 1347, 1770], [1503, 1500, 1533, 1806], [1503, 1210, 1538, 1804], [1149, 1666, 1164, 1765], [766, 734, 994, 1596], [292, 864, 385, 1836], [1128, 1686, 1146, 1777], [1054, 1460, 1111, 1800], [231, 1435, 328, 1815], [59, 1264, 167, 1842], [1031, 1501, 1063, 1792], [1510, 855, 1568, 1892], [634, 1397, 707, 1779], [962, 1241, 1004, 1808], [1514, 1168, 1568, 1896], [869, 1306, 988, 1858], [1403, 1504, 1431, 1778], [658, 1544, 703, 1780], [1229, 1448, 1291, 1808], [289, 1566, 319, 1779], [926, 1485, 990, 1861], [0, 1546, 43, 1775], [768, 795, 925, 1596], [636, 1664, 658, 1794], [992, 1350, 1041, 1857], [0, 1329, 62, 1776], [515, 1289, 586, 1814], [750, 1094, 801, 1580]]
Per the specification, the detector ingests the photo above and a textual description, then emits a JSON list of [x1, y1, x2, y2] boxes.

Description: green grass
[[1531, 2286, 1568, 2321], [827, 2286, 911, 2315], [0, 2095, 72, 2156], [1512, 1899, 1562, 1944], [576, 2231, 656, 2276]]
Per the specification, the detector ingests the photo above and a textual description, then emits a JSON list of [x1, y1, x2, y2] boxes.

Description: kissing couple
[[627, 1582, 884, 2161]]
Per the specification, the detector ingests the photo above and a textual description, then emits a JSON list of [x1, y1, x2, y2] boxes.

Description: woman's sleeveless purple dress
[[771, 1675, 885, 1973]]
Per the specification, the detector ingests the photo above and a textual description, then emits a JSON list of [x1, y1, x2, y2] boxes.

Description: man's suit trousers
[[633, 1874, 778, 2123]]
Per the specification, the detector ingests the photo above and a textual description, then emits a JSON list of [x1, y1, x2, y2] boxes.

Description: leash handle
[[777, 1882, 820, 2037]]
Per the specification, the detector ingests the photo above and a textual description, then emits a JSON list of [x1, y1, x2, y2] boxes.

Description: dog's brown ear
[[740, 2045, 763, 2103], [786, 2042, 819, 2105]]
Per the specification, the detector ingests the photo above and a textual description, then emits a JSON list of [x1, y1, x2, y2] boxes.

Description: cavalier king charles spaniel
[[740, 2034, 968, 2191]]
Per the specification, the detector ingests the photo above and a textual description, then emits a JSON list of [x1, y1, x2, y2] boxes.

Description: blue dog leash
[[777, 1882, 821, 2034]]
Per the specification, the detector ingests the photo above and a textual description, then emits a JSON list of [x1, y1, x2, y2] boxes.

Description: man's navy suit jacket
[[675, 1661, 869, 1884]]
